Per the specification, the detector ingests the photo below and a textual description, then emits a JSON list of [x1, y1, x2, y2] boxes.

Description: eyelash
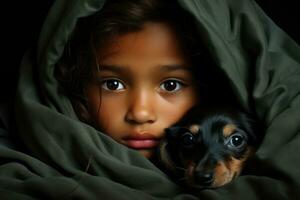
[[99, 78, 186, 93]]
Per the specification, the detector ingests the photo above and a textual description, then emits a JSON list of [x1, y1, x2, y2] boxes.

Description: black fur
[[156, 106, 261, 189]]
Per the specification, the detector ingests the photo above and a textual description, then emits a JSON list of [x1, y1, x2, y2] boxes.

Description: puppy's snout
[[194, 171, 214, 186]]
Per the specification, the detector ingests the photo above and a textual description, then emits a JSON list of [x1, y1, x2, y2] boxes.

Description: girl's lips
[[124, 133, 161, 149], [126, 139, 160, 149]]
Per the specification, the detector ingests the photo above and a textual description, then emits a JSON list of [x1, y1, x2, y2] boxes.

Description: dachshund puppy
[[158, 107, 259, 189]]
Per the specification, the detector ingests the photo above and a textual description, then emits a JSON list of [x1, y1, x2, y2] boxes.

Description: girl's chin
[[138, 149, 155, 159]]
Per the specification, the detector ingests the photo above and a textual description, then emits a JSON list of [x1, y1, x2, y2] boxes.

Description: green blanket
[[1, 0, 300, 199]]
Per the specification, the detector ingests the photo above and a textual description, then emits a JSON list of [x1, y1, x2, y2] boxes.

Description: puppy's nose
[[194, 171, 214, 186]]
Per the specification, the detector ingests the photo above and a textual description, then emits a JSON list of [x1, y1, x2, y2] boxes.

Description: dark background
[[2, 1, 53, 101], [1, 0, 299, 102]]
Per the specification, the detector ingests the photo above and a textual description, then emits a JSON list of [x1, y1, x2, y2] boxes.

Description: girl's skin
[[86, 22, 199, 158]]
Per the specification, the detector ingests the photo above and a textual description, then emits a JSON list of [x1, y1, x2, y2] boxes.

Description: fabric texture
[[1, 0, 300, 199]]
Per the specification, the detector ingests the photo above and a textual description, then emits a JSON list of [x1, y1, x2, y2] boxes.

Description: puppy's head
[[159, 113, 257, 189]]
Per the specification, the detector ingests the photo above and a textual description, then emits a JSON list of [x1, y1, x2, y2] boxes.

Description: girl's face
[[86, 22, 198, 158]]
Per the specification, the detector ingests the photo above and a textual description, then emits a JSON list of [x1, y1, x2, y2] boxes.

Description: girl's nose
[[125, 90, 156, 124]]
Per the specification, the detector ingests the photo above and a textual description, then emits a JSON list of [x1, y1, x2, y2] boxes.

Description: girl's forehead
[[96, 22, 188, 62]]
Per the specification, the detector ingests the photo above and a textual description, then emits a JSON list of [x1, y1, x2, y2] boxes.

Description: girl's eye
[[102, 79, 125, 91], [160, 80, 184, 92]]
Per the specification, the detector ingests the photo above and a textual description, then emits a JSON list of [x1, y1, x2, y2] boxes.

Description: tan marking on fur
[[212, 146, 256, 188], [159, 141, 177, 172], [223, 124, 237, 137], [189, 124, 200, 134], [213, 161, 231, 187], [185, 161, 197, 187]]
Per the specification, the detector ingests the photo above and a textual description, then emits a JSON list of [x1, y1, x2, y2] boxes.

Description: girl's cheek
[[96, 96, 126, 128]]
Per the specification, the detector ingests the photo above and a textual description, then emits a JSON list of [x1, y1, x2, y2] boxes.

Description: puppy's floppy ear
[[160, 127, 189, 173]]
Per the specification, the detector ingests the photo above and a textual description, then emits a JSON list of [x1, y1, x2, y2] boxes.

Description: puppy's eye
[[180, 132, 195, 148], [227, 133, 246, 149]]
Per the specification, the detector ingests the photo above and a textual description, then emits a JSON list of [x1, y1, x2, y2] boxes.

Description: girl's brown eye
[[102, 79, 125, 91], [160, 80, 184, 92]]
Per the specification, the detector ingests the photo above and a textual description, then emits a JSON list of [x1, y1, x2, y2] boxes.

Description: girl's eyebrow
[[97, 65, 130, 74], [160, 64, 191, 72], [97, 64, 190, 74]]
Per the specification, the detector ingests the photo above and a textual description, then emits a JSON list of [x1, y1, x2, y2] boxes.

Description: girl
[[55, 0, 203, 159], [1, 0, 300, 199], [55, 0, 230, 160]]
